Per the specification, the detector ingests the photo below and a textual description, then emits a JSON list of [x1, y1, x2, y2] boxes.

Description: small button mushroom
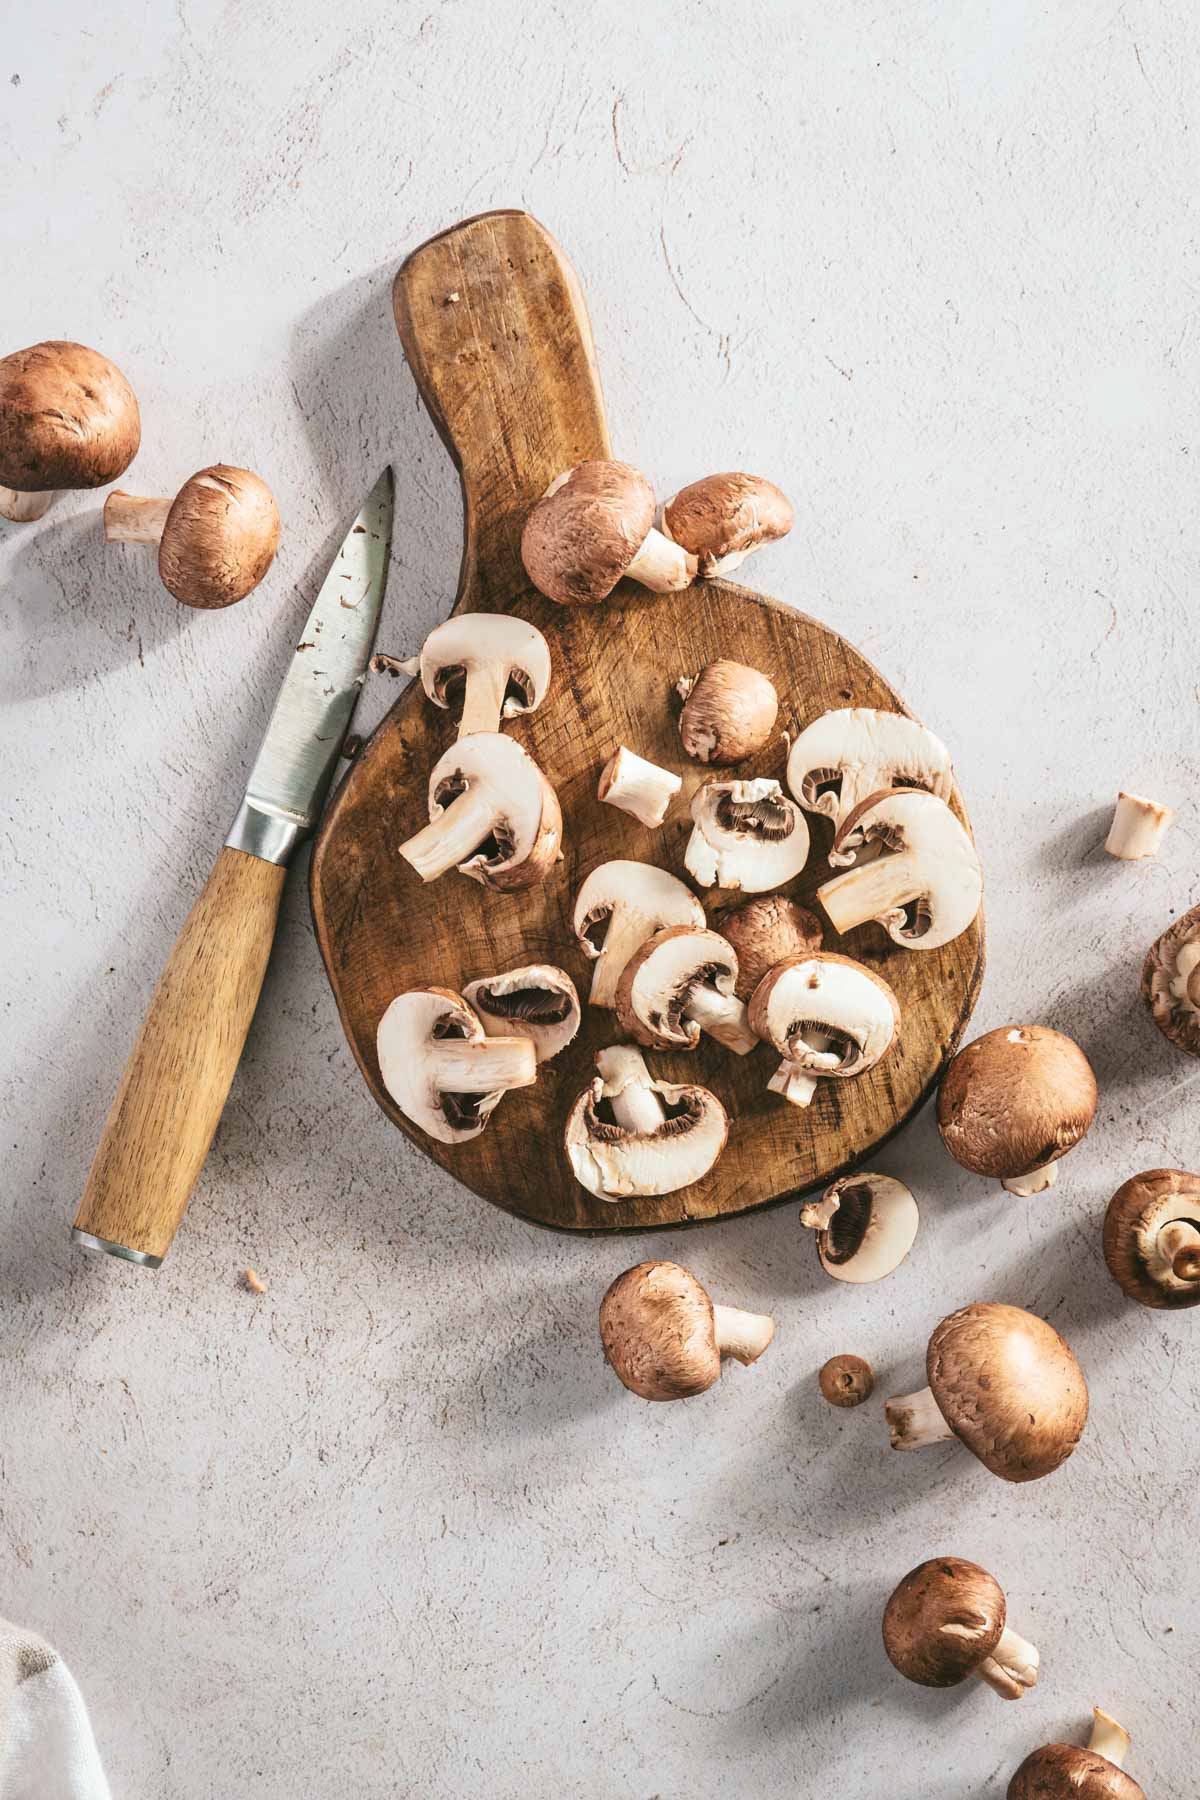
[[685, 777, 810, 892], [749, 953, 900, 1108], [676, 660, 779, 764], [717, 894, 824, 1001], [520, 460, 696, 604], [800, 1173, 918, 1283], [1008, 1709, 1144, 1800], [564, 1045, 728, 1199], [597, 745, 681, 828], [816, 788, 982, 950], [376, 986, 537, 1143], [404, 613, 551, 738], [885, 1301, 1088, 1483], [1142, 902, 1200, 1056], [661, 472, 794, 577], [883, 1558, 1040, 1702], [104, 465, 280, 608], [616, 925, 758, 1055], [461, 965, 580, 1063], [786, 707, 954, 846], [399, 733, 563, 891], [600, 1260, 775, 1399], [572, 860, 705, 1009], [937, 1025, 1097, 1196], [1103, 1168, 1200, 1308], [0, 340, 140, 522], [1104, 789, 1174, 860], [818, 1353, 874, 1407]]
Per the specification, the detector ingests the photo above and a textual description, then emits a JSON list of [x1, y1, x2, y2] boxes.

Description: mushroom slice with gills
[[564, 1045, 728, 1199], [0, 340, 140, 523], [717, 894, 823, 1001], [615, 926, 758, 1056], [1142, 901, 1200, 1056], [800, 1172, 918, 1283], [661, 473, 794, 578], [408, 613, 551, 738], [882, 1558, 1040, 1703], [597, 745, 681, 828], [676, 660, 779, 764], [685, 778, 810, 892], [938, 1025, 1097, 1197], [786, 707, 954, 849], [885, 1301, 1088, 1483], [573, 860, 705, 1009], [399, 732, 563, 892], [1008, 1709, 1145, 1800], [105, 465, 280, 608], [461, 965, 580, 1063], [1103, 1168, 1200, 1308], [376, 986, 537, 1144], [749, 953, 900, 1108], [817, 787, 982, 950], [520, 460, 696, 604], [599, 1260, 775, 1400]]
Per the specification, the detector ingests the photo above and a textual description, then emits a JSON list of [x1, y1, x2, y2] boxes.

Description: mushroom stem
[[768, 1059, 819, 1106], [596, 1045, 666, 1135], [1087, 1707, 1131, 1768], [457, 662, 511, 737], [1002, 1160, 1059, 1197], [1104, 790, 1174, 860], [597, 746, 681, 828], [885, 1386, 957, 1451], [400, 784, 505, 883], [974, 1625, 1040, 1700], [0, 484, 58, 522], [712, 1303, 776, 1365], [589, 912, 658, 1010], [103, 490, 173, 544], [685, 982, 758, 1055], [431, 1037, 537, 1093], [1159, 1218, 1200, 1280], [818, 855, 922, 936], [625, 526, 696, 594]]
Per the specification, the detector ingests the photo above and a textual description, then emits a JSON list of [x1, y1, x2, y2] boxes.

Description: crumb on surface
[[242, 1267, 266, 1294]]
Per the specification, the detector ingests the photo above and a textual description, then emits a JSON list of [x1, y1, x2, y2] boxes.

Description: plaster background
[[2, 3, 1198, 1795]]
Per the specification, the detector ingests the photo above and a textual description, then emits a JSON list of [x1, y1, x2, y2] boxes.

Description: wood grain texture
[[74, 846, 286, 1261], [311, 211, 984, 1233]]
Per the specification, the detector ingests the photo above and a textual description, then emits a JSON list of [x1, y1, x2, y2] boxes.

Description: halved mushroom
[[885, 1302, 1088, 1483], [403, 613, 551, 737], [816, 788, 982, 950], [376, 986, 537, 1143], [572, 861, 705, 1009], [818, 1354, 874, 1407], [105, 465, 280, 608], [938, 1026, 1097, 1196], [564, 1045, 728, 1198], [1104, 789, 1173, 860], [786, 708, 954, 847], [800, 1172, 918, 1283], [0, 340, 140, 522], [749, 953, 900, 1108], [676, 661, 779, 764], [600, 1260, 775, 1399], [461, 965, 580, 1063], [1008, 1710, 1144, 1800], [615, 926, 758, 1055], [685, 778, 810, 892], [717, 895, 823, 1001], [1103, 1169, 1200, 1309], [661, 473, 793, 577], [521, 460, 696, 604], [399, 733, 563, 891], [1142, 902, 1200, 1056], [883, 1558, 1039, 1702], [597, 745, 681, 828]]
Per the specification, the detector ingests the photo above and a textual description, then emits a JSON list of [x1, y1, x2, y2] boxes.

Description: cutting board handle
[[392, 209, 611, 612]]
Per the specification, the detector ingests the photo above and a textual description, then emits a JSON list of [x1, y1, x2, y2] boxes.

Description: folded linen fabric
[[0, 1620, 110, 1800]]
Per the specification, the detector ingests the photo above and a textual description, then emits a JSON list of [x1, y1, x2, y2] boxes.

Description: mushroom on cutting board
[[816, 788, 981, 950], [461, 965, 580, 1063], [1103, 1169, 1200, 1307], [600, 1260, 775, 1399], [885, 1302, 1088, 1482], [883, 1558, 1040, 1702], [0, 340, 140, 522], [615, 926, 758, 1055], [717, 895, 823, 1001], [818, 1354, 873, 1407], [399, 733, 562, 891], [403, 613, 551, 737], [937, 1025, 1097, 1196], [1104, 790, 1173, 860], [676, 661, 779, 764], [520, 460, 696, 603], [597, 745, 681, 828], [800, 1173, 918, 1283], [1008, 1710, 1145, 1800], [573, 861, 705, 1009], [1142, 902, 1200, 1056], [376, 987, 537, 1144], [685, 778, 810, 891], [749, 953, 899, 1108], [105, 465, 280, 608], [564, 1045, 727, 1199], [787, 708, 954, 845], [661, 473, 793, 577]]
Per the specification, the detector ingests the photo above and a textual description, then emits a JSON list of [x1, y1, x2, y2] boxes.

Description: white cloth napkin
[[0, 1621, 110, 1800]]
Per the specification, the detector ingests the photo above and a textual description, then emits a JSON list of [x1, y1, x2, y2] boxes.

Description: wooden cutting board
[[310, 210, 985, 1233]]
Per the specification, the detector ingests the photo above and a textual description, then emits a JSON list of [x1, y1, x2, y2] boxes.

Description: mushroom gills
[[715, 791, 795, 839], [474, 981, 571, 1025], [438, 660, 540, 734], [817, 788, 981, 950]]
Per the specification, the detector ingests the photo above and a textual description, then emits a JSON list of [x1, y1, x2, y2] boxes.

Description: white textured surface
[[2, 4, 1198, 1795]]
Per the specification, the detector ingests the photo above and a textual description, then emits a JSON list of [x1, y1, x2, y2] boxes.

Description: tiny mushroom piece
[[676, 660, 779, 764], [1102, 1168, 1200, 1309], [405, 613, 551, 737], [104, 465, 280, 608], [1142, 901, 1200, 1056], [816, 788, 982, 950], [597, 745, 681, 828], [937, 1026, 1098, 1196], [1008, 1709, 1145, 1800], [661, 472, 794, 577], [818, 1353, 874, 1408], [599, 1260, 775, 1399], [564, 1045, 728, 1199], [572, 860, 705, 1009], [685, 777, 810, 892], [1104, 789, 1174, 861], [885, 1302, 1088, 1482], [520, 460, 696, 604], [800, 1172, 918, 1283], [718, 894, 823, 1001], [399, 733, 563, 891], [461, 965, 580, 1063], [882, 1558, 1040, 1702], [616, 925, 758, 1055], [749, 953, 900, 1108], [376, 986, 537, 1144], [0, 340, 140, 522], [787, 708, 954, 847]]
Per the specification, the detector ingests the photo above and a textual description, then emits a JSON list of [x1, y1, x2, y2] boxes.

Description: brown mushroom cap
[[937, 1026, 1097, 1181], [1142, 902, 1200, 1056], [927, 1302, 1088, 1482], [663, 472, 793, 573], [677, 660, 779, 764], [157, 465, 280, 609], [0, 340, 140, 492], [1103, 1167, 1200, 1309], [1007, 1744, 1145, 1799], [818, 1353, 873, 1407], [599, 1261, 721, 1400], [882, 1557, 1006, 1687], [521, 460, 655, 605], [718, 895, 823, 1001]]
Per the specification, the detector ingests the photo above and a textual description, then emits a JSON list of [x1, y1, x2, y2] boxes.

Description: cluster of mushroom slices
[[599, 1261, 775, 1399], [883, 1558, 1040, 1703], [573, 861, 704, 1009], [105, 464, 281, 609], [1103, 1168, 1200, 1308], [685, 778, 809, 893], [1142, 901, 1200, 1056], [616, 927, 758, 1056], [800, 1172, 918, 1283], [938, 1025, 1097, 1195], [376, 987, 538, 1143], [749, 953, 900, 1108], [0, 339, 140, 522], [1008, 1711, 1144, 1800], [564, 1046, 727, 1200], [886, 1302, 1088, 1483]]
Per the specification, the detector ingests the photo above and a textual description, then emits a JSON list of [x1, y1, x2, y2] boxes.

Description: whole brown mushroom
[[1142, 903, 1200, 1056], [883, 1557, 1039, 1701], [1103, 1168, 1200, 1308], [675, 660, 779, 764], [938, 1025, 1097, 1196], [520, 460, 695, 605], [1008, 1709, 1144, 1799], [599, 1260, 775, 1400], [817, 1353, 873, 1408], [0, 340, 140, 522], [105, 465, 280, 608], [717, 895, 823, 1001], [662, 472, 793, 577]]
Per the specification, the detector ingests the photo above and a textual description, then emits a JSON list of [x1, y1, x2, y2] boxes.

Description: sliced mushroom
[[572, 860, 705, 1008], [749, 953, 899, 1108], [600, 1260, 775, 1399], [399, 732, 562, 891], [1104, 789, 1174, 860], [1103, 1168, 1200, 1308], [717, 895, 823, 1001], [1008, 1710, 1144, 1800], [615, 926, 758, 1055], [938, 1026, 1097, 1196], [685, 778, 810, 892], [0, 340, 140, 522], [376, 986, 537, 1143], [786, 708, 954, 848], [597, 745, 681, 828], [800, 1173, 918, 1283], [676, 661, 779, 764], [818, 1353, 874, 1407], [1142, 902, 1200, 1056], [816, 788, 982, 950], [405, 613, 551, 737], [661, 473, 793, 577], [883, 1558, 1040, 1702], [564, 1045, 728, 1198], [521, 460, 696, 604], [105, 465, 280, 608], [461, 965, 580, 1063]]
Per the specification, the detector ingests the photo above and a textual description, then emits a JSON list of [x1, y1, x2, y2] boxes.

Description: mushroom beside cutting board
[[0, 339, 140, 522], [749, 952, 899, 1108], [105, 464, 280, 608], [1142, 902, 1200, 1055], [937, 1025, 1097, 1195], [883, 1557, 1040, 1701], [564, 1045, 728, 1198], [599, 1260, 775, 1399], [1103, 1168, 1200, 1307], [1008, 1710, 1145, 1800], [800, 1172, 918, 1282]]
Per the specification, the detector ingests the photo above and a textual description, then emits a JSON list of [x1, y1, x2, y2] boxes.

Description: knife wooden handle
[[73, 846, 286, 1266]]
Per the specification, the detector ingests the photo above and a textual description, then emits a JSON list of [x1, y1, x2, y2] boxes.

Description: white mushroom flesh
[[376, 989, 537, 1144], [800, 1173, 919, 1282], [399, 732, 560, 887], [685, 777, 811, 892], [565, 1045, 727, 1199], [758, 957, 897, 1110], [461, 964, 580, 1062], [786, 708, 954, 851], [620, 927, 757, 1055], [573, 861, 705, 1008], [1104, 789, 1174, 861], [597, 745, 682, 828], [885, 1386, 957, 1450], [817, 789, 981, 950], [416, 613, 552, 737]]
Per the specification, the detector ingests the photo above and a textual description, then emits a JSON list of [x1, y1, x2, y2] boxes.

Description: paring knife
[[72, 470, 395, 1268]]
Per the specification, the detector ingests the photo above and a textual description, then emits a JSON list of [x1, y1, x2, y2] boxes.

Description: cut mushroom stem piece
[[564, 1046, 728, 1199], [376, 987, 537, 1144], [801, 1173, 919, 1283], [1088, 1710, 1132, 1768], [817, 788, 982, 950], [787, 708, 954, 844], [1104, 790, 1174, 860], [599, 1261, 774, 1399], [685, 777, 810, 892], [750, 953, 900, 1110], [597, 745, 681, 828], [400, 732, 562, 891], [104, 465, 280, 608], [573, 861, 705, 1009], [616, 925, 757, 1055], [407, 613, 551, 737], [461, 965, 580, 1063]]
